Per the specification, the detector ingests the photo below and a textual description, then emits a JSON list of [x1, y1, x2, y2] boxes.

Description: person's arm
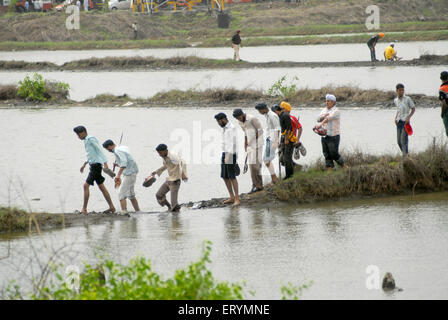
[[80, 161, 88, 173], [180, 157, 188, 181], [153, 164, 166, 177], [406, 108, 415, 124], [296, 126, 303, 142], [253, 118, 263, 142], [115, 167, 125, 184], [442, 99, 448, 118], [405, 98, 416, 124]]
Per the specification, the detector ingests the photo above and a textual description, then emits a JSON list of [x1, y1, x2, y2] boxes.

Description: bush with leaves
[[6, 240, 310, 300], [17, 73, 70, 102], [17, 73, 49, 102], [267, 75, 299, 100]]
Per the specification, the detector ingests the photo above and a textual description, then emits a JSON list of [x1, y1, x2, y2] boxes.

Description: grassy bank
[[0, 207, 64, 233], [273, 141, 448, 203], [1, 29, 447, 51], [2, 54, 447, 71]]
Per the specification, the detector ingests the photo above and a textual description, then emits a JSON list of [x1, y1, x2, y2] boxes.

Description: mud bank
[[1, 54, 447, 71]]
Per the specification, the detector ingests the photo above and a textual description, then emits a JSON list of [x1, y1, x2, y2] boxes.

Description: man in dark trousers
[[367, 32, 384, 62], [272, 104, 294, 180], [231, 30, 241, 61]]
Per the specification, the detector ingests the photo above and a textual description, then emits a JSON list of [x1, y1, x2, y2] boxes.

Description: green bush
[[17, 73, 70, 102], [6, 240, 310, 300], [17, 73, 48, 101], [267, 75, 299, 100]]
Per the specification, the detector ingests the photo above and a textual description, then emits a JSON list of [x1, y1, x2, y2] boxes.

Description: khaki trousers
[[156, 180, 181, 208], [248, 147, 263, 188], [232, 43, 240, 61]]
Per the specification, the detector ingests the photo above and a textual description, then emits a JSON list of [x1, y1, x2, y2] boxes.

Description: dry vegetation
[[273, 140, 448, 203], [0, 0, 447, 43]]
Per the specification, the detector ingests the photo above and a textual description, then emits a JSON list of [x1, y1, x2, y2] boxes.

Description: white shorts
[[119, 174, 137, 200]]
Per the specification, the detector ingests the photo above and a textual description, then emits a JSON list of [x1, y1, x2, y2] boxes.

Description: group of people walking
[[73, 70, 448, 214]]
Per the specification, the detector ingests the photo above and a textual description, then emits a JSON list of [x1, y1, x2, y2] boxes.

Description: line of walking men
[[73, 71, 448, 213]]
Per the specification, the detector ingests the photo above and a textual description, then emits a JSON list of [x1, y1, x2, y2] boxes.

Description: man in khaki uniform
[[152, 144, 187, 212], [233, 108, 263, 193]]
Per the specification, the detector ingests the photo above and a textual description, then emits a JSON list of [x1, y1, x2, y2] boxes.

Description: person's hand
[[405, 116, 411, 124], [182, 173, 188, 182], [224, 153, 231, 164], [284, 138, 289, 145], [151, 171, 156, 176], [114, 176, 121, 184], [80, 163, 86, 173], [394, 118, 398, 125]]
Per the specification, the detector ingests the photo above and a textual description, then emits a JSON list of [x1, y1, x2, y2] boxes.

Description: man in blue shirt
[[74, 126, 115, 215], [103, 139, 140, 214]]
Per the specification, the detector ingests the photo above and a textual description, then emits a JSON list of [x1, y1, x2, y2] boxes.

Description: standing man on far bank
[[231, 30, 242, 61], [394, 83, 415, 155], [439, 71, 448, 137], [73, 126, 115, 215]]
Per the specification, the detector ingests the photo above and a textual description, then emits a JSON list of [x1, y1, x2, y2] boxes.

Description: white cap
[[325, 94, 336, 102], [390, 43, 395, 46]]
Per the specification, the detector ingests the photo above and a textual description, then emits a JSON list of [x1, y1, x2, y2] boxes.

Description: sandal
[[102, 208, 115, 214]]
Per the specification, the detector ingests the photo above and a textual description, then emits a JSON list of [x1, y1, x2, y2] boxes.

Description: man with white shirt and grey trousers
[[315, 94, 345, 171], [394, 83, 415, 155], [255, 102, 281, 184], [215, 113, 240, 206], [102, 139, 140, 213]]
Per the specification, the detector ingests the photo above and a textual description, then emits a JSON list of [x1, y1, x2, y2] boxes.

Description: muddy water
[[1, 192, 448, 299], [0, 107, 447, 299], [0, 66, 442, 101], [0, 41, 447, 65], [0, 107, 445, 214]]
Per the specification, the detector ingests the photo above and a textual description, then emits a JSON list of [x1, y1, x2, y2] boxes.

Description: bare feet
[[81, 209, 88, 215], [223, 198, 235, 204], [232, 199, 241, 207]]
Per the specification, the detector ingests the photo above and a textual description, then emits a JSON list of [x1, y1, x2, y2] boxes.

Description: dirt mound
[[0, 0, 447, 43]]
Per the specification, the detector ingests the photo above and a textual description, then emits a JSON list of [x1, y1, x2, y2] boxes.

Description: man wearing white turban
[[315, 94, 345, 170]]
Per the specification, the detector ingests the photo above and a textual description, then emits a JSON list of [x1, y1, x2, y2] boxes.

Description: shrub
[[17, 73, 70, 102], [267, 75, 299, 100], [17, 73, 48, 102]]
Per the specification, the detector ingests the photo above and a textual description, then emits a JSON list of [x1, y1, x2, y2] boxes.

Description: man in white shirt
[[152, 144, 188, 212], [255, 102, 280, 184], [315, 94, 345, 170], [103, 139, 140, 214], [394, 83, 415, 155], [215, 113, 240, 206], [233, 108, 264, 193]]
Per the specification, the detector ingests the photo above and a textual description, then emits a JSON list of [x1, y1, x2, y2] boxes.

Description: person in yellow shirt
[[384, 43, 401, 61]]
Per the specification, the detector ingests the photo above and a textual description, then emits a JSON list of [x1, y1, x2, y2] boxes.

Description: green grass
[[1, 29, 446, 51]]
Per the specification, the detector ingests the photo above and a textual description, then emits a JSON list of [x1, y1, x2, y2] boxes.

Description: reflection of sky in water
[[1, 192, 448, 299], [0, 66, 442, 101], [0, 40, 446, 64]]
